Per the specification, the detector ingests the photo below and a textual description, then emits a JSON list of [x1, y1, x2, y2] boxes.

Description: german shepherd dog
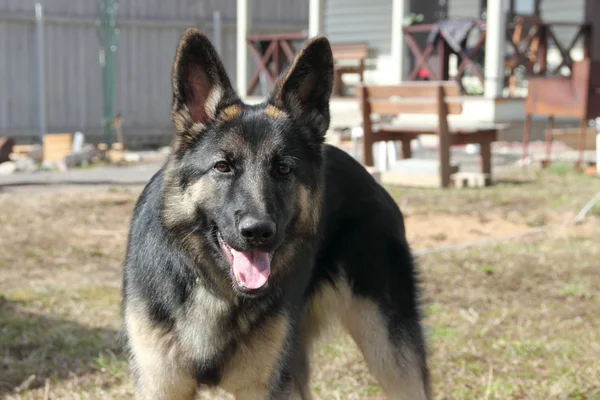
[[122, 28, 431, 400]]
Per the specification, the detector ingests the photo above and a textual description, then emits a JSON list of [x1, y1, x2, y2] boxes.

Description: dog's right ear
[[171, 28, 239, 136]]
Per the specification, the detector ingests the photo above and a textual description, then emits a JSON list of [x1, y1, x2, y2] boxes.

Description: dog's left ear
[[268, 36, 334, 139], [171, 28, 239, 135]]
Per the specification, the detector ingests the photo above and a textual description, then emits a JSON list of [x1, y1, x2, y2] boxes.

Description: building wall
[[540, 0, 585, 23], [448, 0, 480, 19], [447, 0, 587, 21], [324, 0, 393, 56], [323, 0, 395, 84], [0, 0, 308, 144]]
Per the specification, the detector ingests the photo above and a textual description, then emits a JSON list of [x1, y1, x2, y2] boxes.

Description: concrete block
[[452, 172, 491, 188]]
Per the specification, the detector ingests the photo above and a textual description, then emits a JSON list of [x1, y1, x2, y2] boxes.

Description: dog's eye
[[214, 161, 231, 173], [277, 164, 292, 175]]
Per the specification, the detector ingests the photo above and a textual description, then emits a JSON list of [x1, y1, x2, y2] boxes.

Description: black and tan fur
[[122, 28, 431, 399]]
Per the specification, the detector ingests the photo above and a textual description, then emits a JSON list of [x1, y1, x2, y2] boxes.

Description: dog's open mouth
[[217, 232, 272, 291]]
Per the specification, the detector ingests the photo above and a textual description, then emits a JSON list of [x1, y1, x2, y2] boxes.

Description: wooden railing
[[245, 32, 308, 96], [403, 20, 486, 84], [402, 19, 592, 96]]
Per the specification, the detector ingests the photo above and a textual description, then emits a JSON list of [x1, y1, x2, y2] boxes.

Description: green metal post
[[97, 0, 119, 147]]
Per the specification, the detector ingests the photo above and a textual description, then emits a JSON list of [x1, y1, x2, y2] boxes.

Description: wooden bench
[[331, 43, 369, 97], [523, 59, 600, 169], [358, 81, 506, 188]]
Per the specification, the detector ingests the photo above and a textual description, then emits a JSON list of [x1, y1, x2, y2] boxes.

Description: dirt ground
[[1, 166, 599, 399]]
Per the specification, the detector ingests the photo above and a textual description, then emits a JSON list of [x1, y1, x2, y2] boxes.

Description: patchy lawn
[[1, 167, 599, 399]]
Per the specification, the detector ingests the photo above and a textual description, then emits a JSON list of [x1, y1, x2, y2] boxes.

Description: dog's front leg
[[219, 312, 296, 399], [125, 310, 198, 400]]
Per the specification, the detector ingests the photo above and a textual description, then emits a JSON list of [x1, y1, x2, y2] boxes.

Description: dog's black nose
[[239, 217, 276, 244]]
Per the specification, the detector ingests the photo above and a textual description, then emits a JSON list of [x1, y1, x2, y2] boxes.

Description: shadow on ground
[[0, 296, 125, 394], [493, 177, 536, 185]]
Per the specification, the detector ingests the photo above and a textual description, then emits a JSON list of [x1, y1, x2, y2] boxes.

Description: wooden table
[[331, 43, 369, 97]]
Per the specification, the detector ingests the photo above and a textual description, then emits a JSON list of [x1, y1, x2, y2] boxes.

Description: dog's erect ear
[[171, 28, 239, 135], [268, 36, 334, 138]]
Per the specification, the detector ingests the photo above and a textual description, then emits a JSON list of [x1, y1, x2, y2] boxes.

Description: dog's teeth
[[234, 273, 245, 287]]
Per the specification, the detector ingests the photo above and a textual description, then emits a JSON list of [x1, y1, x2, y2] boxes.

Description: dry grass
[[1, 167, 599, 399]]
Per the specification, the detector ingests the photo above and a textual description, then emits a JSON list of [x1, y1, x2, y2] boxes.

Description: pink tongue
[[230, 249, 271, 289]]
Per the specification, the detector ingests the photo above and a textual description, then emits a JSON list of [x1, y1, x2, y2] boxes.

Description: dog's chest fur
[[173, 281, 281, 384], [175, 284, 232, 361]]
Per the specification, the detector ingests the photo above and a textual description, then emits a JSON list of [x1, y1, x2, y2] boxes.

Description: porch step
[[380, 171, 447, 188], [376, 159, 461, 188], [389, 158, 459, 175]]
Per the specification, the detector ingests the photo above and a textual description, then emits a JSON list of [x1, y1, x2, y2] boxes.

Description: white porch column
[[236, 0, 251, 98], [391, 0, 409, 84], [483, 0, 507, 98], [309, 0, 324, 37]]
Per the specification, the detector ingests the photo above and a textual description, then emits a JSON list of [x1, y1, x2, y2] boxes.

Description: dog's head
[[162, 29, 333, 297]]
